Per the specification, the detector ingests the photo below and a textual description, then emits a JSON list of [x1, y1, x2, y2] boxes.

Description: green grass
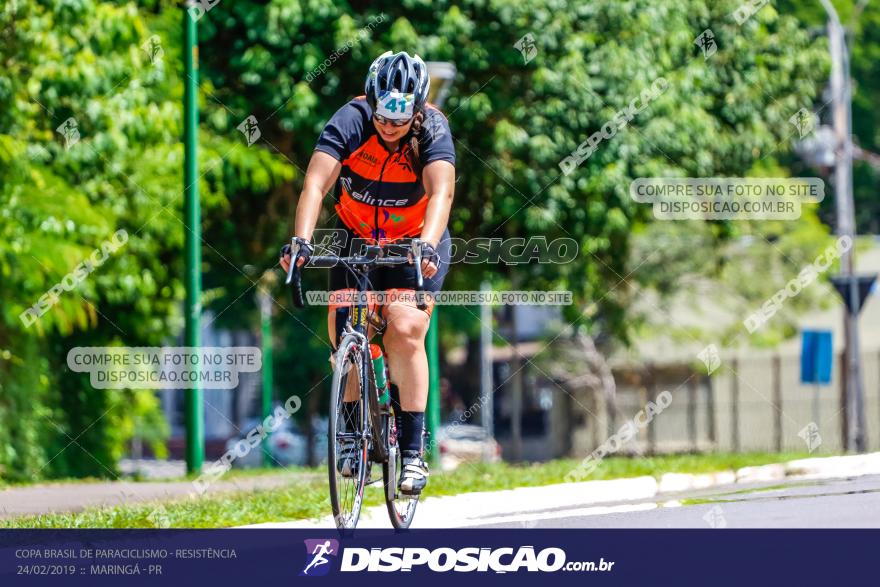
[[143, 464, 322, 484], [0, 452, 811, 529], [0, 464, 322, 490]]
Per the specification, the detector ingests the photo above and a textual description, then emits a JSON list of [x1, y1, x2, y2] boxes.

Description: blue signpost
[[801, 329, 833, 427]]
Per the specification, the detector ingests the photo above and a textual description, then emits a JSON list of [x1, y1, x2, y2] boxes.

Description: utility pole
[[509, 304, 523, 462], [257, 275, 274, 467], [183, 5, 204, 473], [423, 62, 456, 464], [821, 0, 866, 452], [425, 312, 441, 463], [480, 281, 494, 460]]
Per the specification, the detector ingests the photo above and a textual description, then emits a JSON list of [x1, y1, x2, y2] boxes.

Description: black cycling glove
[[280, 237, 314, 266], [414, 239, 440, 267]]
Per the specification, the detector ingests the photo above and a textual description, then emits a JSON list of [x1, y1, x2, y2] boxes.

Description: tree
[[0, 0, 294, 480], [0, 0, 835, 479], [779, 0, 880, 232], [191, 0, 829, 395]]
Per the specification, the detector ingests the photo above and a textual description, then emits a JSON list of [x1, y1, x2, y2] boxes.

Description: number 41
[[384, 97, 408, 113]]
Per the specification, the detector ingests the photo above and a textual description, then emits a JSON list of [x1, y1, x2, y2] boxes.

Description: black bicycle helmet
[[365, 51, 430, 118]]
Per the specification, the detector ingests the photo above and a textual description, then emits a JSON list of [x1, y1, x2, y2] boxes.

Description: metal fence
[[576, 350, 880, 456]]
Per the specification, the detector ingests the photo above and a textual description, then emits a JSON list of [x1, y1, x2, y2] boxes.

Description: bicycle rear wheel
[[328, 337, 369, 530], [382, 407, 419, 529]]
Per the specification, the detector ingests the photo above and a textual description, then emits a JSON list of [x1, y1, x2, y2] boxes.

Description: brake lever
[[285, 239, 306, 308], [411, 239, 427, 311]]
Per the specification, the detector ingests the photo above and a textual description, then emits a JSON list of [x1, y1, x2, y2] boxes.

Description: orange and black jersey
[[315, 97, 455, 243]]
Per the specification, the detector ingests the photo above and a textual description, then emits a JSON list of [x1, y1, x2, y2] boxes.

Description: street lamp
[[817, 0, 866, 452], [183, 4, 204, 473], [423, 61, 456, 463], [256, 270, 277, 468], [425, 61, 457, 107], [793, 124, 835, 167]]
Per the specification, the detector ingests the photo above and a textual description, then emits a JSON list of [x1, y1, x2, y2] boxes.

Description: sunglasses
[[373, 113, 413, 127]]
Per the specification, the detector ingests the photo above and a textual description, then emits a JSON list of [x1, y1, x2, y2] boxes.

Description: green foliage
[[191, 0, 827, 358], [778, 0, 880, 232], [0, 0, 294, 480], [630, 209, 835, 348], [0, 0, 838, 480]]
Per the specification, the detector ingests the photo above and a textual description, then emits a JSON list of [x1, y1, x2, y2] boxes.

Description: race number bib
[[376, 91, 415, 120]]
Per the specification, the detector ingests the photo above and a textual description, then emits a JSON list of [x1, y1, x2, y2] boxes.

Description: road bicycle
[[285, 239, 429, 530]]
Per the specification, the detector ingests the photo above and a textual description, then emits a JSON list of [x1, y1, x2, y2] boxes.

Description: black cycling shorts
[[328, 226, 451, 294]]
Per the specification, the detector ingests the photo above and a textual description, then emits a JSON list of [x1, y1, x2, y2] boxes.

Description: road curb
[[784, 452, 880, 479], [658, 471, 737, 493], [240, 452, 880, 529], [412, 476, 660, 528], [734, 463, 787, 483]]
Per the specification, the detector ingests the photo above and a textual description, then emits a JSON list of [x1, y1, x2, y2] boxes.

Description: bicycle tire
[[328, 337, 369, 530], [383, 407, 420, 529]]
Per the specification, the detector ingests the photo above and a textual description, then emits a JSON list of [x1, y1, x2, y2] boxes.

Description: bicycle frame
[[286, 242, 426, 461], [286, 240, 427, 529]]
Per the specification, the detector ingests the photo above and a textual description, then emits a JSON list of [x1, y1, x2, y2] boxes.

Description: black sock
[[389, 383, 402, 433], [399, 411, 425, 454]]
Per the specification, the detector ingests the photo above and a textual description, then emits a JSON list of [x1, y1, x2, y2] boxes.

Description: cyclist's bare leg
[[382, 299, 430, 411], [382, 294, 431, 493]]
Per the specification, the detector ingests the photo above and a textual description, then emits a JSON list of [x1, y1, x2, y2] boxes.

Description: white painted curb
[[735, 464, 787, 483], [243, 476, 659, 529], [658, 471, 737, 493], [240, 452, 880, 529], [784, 452, 880, 479]]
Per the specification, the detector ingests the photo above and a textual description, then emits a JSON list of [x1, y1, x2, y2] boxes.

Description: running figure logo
[[300, 539, 339, 576], [514, 33, 538, 64], [237, 115, 262, 146], [693, 29, 717, 60]]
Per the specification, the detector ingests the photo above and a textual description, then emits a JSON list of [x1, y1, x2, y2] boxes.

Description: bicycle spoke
[[383, 408, 420, 529], [328, 341, 368, 530]]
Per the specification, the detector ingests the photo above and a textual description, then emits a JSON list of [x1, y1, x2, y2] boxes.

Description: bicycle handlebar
[[285, 240, 429, 310], [306, 255, 411, 268]]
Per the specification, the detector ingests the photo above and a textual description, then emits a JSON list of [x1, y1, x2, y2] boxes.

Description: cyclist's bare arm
[[419, 160, 455, 278], [282, 151, 341, 271]]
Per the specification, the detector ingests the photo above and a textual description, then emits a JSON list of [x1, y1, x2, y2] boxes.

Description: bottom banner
[[0, 529, 873, 585]]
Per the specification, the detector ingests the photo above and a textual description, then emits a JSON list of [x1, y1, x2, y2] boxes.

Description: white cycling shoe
[[398, 452, 429, 495]]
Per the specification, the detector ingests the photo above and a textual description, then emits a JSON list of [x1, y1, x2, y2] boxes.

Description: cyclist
[[280, 51, 456, 495]]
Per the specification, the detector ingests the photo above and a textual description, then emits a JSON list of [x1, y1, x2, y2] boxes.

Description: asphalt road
[[473, 474, 880, 528]]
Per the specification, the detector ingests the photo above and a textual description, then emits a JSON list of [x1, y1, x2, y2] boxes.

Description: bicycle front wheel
[[383, 408, 419, 529], [328, 337, 369, 530]]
